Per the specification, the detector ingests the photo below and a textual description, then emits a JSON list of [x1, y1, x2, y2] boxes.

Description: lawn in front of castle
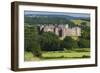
[[24, 48, 90, 61]]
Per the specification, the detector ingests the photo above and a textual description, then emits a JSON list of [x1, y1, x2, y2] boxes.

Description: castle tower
[[75, 27, 81, 36], [54, 27, 59, 36]]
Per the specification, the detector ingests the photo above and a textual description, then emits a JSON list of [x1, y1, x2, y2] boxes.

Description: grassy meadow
[[24, 48, 90, 61]]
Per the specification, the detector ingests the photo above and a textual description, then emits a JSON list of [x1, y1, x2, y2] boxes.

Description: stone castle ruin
[[37, 24, 81, 39]]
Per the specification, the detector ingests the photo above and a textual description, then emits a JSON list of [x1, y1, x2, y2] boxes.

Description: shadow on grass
[[42, 55, 90, 59]]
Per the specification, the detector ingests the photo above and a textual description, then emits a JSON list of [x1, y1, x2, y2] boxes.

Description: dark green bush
[[78, 38, 90, 48], [62, 36, 79, 49], [40, 32, 63, 51]]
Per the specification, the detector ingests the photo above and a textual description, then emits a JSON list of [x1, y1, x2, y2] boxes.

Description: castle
[[37, 24, 81, 39]]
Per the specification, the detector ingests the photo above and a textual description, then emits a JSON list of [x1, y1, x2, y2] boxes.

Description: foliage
[[24, 25, 42, 57], [62, 36, 79, 49], [81, 22, 87, 26], [81, 26, 90, 39], [24, 16, 75, 27], [77, 21, 90, 48], [24, 23, 90, 52], [40, 32, 62, 51], [78, 38, 90, 48]]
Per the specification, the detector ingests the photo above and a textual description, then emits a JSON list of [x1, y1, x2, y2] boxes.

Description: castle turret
[[75, 27, 81, 36]]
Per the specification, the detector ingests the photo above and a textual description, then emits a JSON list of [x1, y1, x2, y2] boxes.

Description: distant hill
[[24, 14, 90, 26], [25, 14, 90, 20]]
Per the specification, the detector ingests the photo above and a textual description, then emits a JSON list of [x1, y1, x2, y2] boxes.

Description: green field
[[24, 48, 90, 61], [71, 19, 90, 26]]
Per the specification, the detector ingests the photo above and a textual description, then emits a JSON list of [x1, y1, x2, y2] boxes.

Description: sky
[[24, 11, 90, 18]]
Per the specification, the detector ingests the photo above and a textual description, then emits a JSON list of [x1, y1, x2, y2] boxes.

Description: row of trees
[[24, 16, 75, 27]]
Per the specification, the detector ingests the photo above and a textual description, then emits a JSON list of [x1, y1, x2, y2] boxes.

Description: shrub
[[62, 36, 79, 49], [40, 32, 63, 51], [78, 38, 90, 48]]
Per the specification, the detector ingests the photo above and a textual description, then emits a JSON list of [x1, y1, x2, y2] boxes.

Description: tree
[[24, 25, 42, 57], [40, 32, 62, 51], [81, 26, 90, 39], [62, 36, 78, 49], [81, 22, 87, 27], [78, 22, 90, 48], [78, 38, 90, 48]]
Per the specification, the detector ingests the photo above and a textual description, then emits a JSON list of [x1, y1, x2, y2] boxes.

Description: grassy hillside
[[71, 19, 90, 26]]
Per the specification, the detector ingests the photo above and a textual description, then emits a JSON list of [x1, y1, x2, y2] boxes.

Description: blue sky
[[24, 11, 90, 18]]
